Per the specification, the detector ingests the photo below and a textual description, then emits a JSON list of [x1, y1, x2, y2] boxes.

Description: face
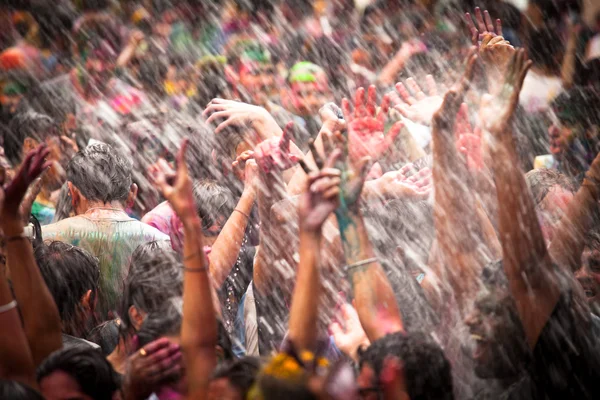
[[154, 335, 187, 400], [536, 187, 574, 244], [548, 121, 574, 156], [85, 57, 113, 92], [40, 370, 94, 400], [289, 79, 330, 117], [356, 364, 382, 400], [207, 377, 243, 400], [239, 64, 277, 106], [575, 247, 600, 312], [464, 288, 528, 379]]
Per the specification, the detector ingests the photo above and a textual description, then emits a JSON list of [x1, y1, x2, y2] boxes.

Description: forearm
[[2, 219, 62, 366], [180, 217, 216, 396], [116, 44, 137, 67], [337, 211, 403, 341], [209, 190, 255, 287], [560, 33, 578, 89], [378, 51, 409, 86], [0, 269, 36, 387], [288, 229, 322, 351]]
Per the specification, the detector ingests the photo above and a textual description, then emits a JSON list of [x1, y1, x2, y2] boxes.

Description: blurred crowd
[[1, 0, 600, 399]]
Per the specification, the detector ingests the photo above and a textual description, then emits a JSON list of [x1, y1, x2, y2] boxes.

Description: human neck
[[77, 201, 124, 215]]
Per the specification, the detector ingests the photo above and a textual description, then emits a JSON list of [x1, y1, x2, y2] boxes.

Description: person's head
[[575, 231, 600, 314], [0, 380, 44, 400], [524, 27, 563, 76], [66, 143, 137, 214], [549, 87, 600, 157], [37, 347, 120, 400], [463, 261, 530, 380], [119, 242, 183, 339], [286, 62, 330, 117], [525, 168, 575, 244], [192, 180, 235, 246], [209, 357, 261, 400], [137, 298, 234, 399], [229, 42, 277, 106], [35, 241, 100, 337], [0, 74, 36, 122], [194, 56, 232, 106], [357, 331, 453, 400]]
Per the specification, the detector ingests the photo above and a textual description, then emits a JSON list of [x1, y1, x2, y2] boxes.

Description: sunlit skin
[[537, 187, 574, 244], [40, 370, 94, 400], [575, 248, 600, 312]]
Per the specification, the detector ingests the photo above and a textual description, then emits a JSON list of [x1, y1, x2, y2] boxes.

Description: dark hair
[[118, 243, 183, 340], [193, 180, 235, 233], [212, 356, 261, 397], [52, 182, 73, 222], [137, 297, 183, 348], [35, 241, 100, 337], [37, 347, 121, 400], [137, 297, 234, 361], [525, 27, 563, 75], [66, 143, 133, 203], [359, 331, 454, 400], [4, 110, 57, 166], [0, 380, 44, 400], [525, 168, 575, 207]]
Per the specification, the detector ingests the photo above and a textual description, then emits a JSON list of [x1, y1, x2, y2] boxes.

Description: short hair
[[35, 241, 100, 336], [193, 180, 235, 232], [66, 143, 133, 203], [212, 357, 261, 398], [37, 347, 121, 400], [359, 331, 454, 400], [4, 110, 57, 166], [0, 380, 44, 400], [118, 243, 183, 338], [525, 168, 575, 207]]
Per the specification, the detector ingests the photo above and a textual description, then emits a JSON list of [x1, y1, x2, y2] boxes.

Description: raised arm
[[288, 150, 341, 351], [334, 99, 404, 340], [151, 140, 216, 399], [207, 154, 259, 287], [549, 152, 600, 272], [482, 49, 559, 348], [0, 146, 53, 387], [0, 145, 62, 367], [429, 51, 497, 310]]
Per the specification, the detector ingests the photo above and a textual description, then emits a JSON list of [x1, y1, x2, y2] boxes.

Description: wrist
[[241, 186, 257, 202], [0, 219, 25, 236]]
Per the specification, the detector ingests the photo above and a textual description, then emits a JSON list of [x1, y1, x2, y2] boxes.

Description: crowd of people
[[1, 0, 600, 399]]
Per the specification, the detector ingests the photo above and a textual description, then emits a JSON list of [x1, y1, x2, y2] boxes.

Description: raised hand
[[369, 164, 432, 201], [341, 85, 403, 162], [465, 7, 502, 45], [432, 49, 478, 129], [391, 75, 443, 126], [253, 122, 301, 173], [455, 104, 484, 171], [231, 150, 260, 197], [479, 49, 532, 136], [148, 139, 196, 220], [297, 149, 342, 233], [203, 98, 281, 140], [0, 144, 51, 221]]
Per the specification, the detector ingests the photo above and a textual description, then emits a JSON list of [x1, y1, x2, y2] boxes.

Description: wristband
[[344, 258, 378, 273], [234, 209, 250, 219], [0, 300, 17, 314]]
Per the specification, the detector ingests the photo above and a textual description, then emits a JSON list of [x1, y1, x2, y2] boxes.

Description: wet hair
[[193, 180, 235, 233], [66, 143, 133, 203], [137, 296, 234, 360], [0, 380, 44, 400], [52, 182, 73, 222], [359, 331, 454, 400], [525, 168, 575, 207], [87, 320, 120, 356], [4, 110, 57, 166], [37, 347, 120, 400], [550, 87, 600, 130], [211, 357, 261, 397], [119, 243, 183, 339], [35, 241, 100, 337]]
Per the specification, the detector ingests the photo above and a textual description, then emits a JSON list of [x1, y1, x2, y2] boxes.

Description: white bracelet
[[0, 300, 17, 314]]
